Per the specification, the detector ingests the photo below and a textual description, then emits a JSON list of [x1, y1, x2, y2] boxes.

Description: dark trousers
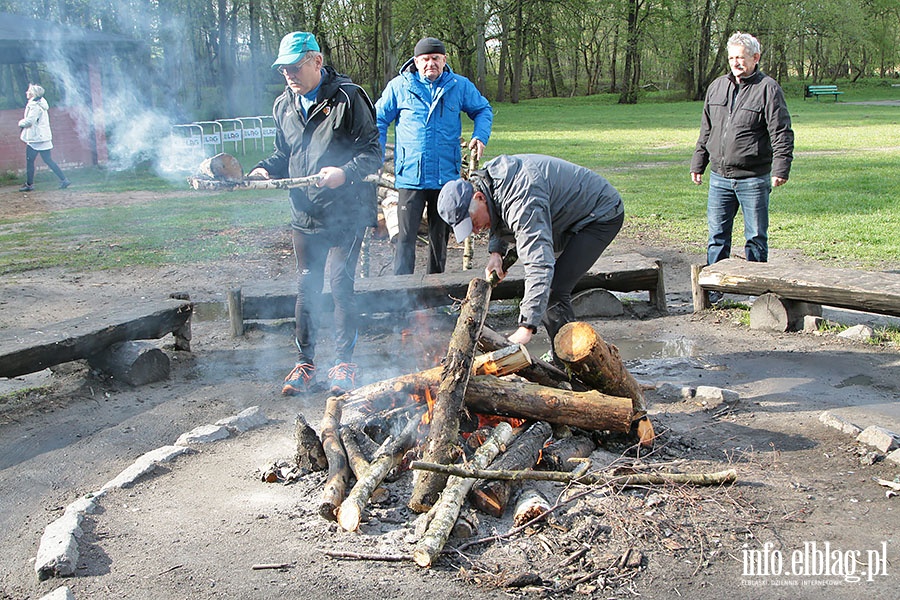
[[291, 227, 363, 365], [393, 188, 450, 275], [543, 212, 625, 343], [25, 145, 66, 185]]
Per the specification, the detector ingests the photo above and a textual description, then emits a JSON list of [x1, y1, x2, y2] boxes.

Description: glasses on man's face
[[279, 57, 314, 76]]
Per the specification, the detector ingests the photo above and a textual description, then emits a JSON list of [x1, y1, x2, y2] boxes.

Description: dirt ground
[[1, 184, 898, 600]]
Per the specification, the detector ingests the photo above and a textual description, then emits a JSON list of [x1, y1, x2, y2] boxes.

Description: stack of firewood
[[287, 277, 735, 567]]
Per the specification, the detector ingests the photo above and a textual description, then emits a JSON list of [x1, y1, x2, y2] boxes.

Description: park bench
[[804, 84, 843, 101], [0, 298, 192, 379], [690, 258, 900, 328], [227, 252, 666, 335]]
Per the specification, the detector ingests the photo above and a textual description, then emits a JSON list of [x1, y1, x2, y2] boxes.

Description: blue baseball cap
[[438, 178, 474, 242], [272, 32, 320, 68]]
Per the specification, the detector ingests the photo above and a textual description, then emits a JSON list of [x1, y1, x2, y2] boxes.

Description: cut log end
[[336, 502, 362, 532], [412, 548, 433, 568]]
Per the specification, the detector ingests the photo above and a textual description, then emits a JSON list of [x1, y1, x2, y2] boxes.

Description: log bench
[[691, 258, 900, 320], [0, 298, 193, 379], [228, 252, 666, 335], [804, 84, 843, 102]]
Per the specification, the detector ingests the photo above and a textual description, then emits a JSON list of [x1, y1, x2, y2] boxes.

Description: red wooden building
[[0, 13, 141, 174]]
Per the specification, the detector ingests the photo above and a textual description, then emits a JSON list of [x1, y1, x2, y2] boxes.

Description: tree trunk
[[409, 278, 492, 513]]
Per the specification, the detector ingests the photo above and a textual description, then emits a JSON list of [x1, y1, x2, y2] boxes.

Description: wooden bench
[[691, 258, 900, 318], [228, 252, 666, 335], [804, 84, 843, 101], [0, 298, 193, 379]]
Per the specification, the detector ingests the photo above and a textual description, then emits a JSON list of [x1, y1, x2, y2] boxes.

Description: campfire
[[262, 277, 737, 578]]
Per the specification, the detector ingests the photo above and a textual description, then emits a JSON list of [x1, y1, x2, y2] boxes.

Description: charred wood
[[470, 421, 552, 517]]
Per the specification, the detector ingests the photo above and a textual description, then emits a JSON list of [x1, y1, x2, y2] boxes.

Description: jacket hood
[[30, 98, 49, 110]]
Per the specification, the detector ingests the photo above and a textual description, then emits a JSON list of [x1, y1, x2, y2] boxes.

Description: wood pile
[[270, 276, 737, 575]]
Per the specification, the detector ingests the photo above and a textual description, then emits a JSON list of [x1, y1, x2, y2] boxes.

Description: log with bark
[[411, 462, 738, 488], [554, 321, 646, 413], [470, 421, 553, 517], [464, 376, 633, 433], [409, 278, 492, 513], [339, 426, 371, 479], [319, 396, 349, 521], [412, 422, 515, 568], [337, 415, 420, 532]]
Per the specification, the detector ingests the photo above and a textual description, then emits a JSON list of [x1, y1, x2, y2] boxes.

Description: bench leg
[[690, 264, 710, 312], [649, 259, 668, 314]]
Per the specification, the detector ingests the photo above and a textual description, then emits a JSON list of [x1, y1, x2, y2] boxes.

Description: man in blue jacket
[[376, 37, 493, 275]]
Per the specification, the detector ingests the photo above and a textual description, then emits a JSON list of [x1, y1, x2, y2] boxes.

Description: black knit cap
[[414, 37, 446, 56]]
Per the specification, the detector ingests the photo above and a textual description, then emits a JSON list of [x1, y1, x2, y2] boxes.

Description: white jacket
[[19, 98, 53, 146]]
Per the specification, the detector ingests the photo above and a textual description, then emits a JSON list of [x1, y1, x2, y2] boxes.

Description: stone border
[[33, 406, 270, 585]]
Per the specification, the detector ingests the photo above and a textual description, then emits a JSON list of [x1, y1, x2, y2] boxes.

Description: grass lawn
[[1, 80, 898, 274]]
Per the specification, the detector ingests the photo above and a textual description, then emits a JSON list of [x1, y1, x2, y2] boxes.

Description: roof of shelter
[[0, 12, 142, 64]]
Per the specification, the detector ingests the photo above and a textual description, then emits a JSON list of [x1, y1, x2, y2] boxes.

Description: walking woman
[[18, 84, 70, 192]]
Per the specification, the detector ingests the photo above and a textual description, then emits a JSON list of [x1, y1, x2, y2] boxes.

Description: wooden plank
[[240, 252, 665, 320], [0, 299, 193, 378], [697, 258, 900, 317]]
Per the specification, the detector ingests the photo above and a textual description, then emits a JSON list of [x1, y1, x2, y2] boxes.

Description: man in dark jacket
[[437, 154, 624, 351], [691, 31, 794, 275], [376, 37, 493, 275], [249, 32, 381, 395]]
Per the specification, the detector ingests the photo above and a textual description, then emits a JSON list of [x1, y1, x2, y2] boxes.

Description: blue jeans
[[707, 171, 771, 264]]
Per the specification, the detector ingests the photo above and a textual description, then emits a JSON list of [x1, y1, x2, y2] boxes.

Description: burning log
[[536, 435, 597, 472], [412, 422, 515, 568], [337, 415, 420, 532], [319, 396, 349, 521], [470, 421, 553, 517], [464, 376, 633, 432], [479, 325, 583, 390], [554, 321, 646, 413], [409, 278, 492, 513], [513, 489, 552, 527], [342, 343, 531, 415], [294, 414, 327, 473]]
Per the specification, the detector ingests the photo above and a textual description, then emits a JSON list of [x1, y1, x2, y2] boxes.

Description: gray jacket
[[473, 154, 623, 328]]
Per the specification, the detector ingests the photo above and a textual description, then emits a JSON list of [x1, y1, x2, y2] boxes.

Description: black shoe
[[19, 184, 33, 192], [59, 180, 71, 189], [708, 291, 724, 305]]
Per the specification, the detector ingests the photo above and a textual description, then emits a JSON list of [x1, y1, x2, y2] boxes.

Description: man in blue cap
[[376, 37, 493, 276], [437, 154, 625, 354], [249, 32, 381, 395]]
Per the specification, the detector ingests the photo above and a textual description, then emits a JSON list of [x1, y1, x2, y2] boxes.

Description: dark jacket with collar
[[691, 69, 794, 180], [257, 66, 382, 233]]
